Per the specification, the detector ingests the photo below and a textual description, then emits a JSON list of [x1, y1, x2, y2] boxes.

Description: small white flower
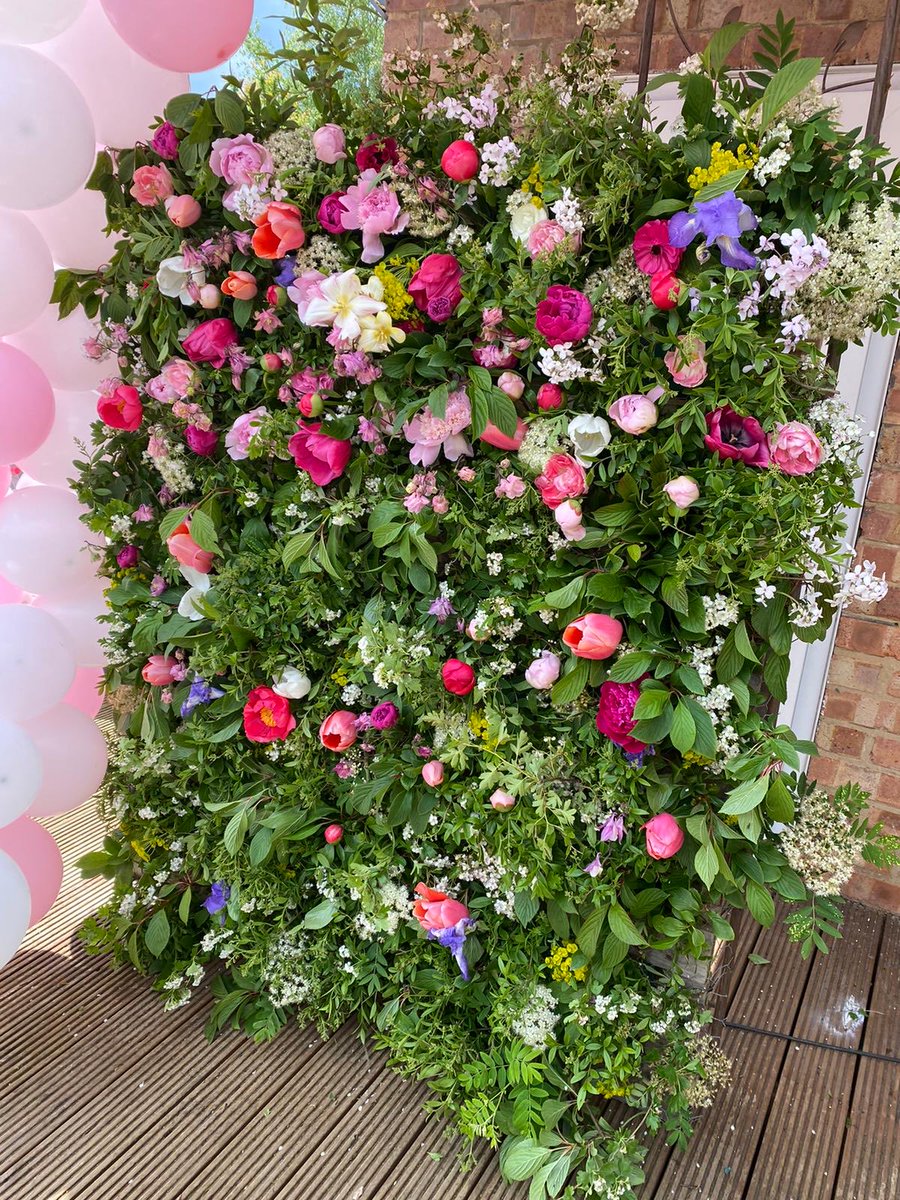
[[567, 413, 611, 467], [177, 566, 211, 621]]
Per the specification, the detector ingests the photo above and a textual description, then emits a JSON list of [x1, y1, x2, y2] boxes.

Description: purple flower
[[116, 545, 140, 569], [584, 855, 603, 877], [274, 256, 297, 287], [669, 192, 758, 270], [133, 504, 154, 522], [150, 574, 167, 597], [428, 596, 455, 622], [202, 881, 230, 914], [151, 121, 179, 161], [600, 813, 625, 842], [370, 701, 399, 730], [180, 676, 225, 719], [428, 917, 474, 981]]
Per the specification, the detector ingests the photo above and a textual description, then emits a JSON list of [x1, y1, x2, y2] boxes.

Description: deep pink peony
[[184, 425, 218, 456], [705, 406, 771, 467], [770, 422, 823, 476], [244, 686, 296, 744], [440, 139, 479, 182], [442, 659, 475, 696], [181, 318, 239, 368], [151, 121, 179, 161], [633, 220, 684, 275], [596, 680, 647, 755], [535, 285, 592, 346], [318, 191, 347, 234], [408, 254, 463, 319], [650, 271, 681, 310], [534, 453, 587, 509], [98, 384, 143, 431], [288, 422, 352, 486], [355, 134, 399, 171]]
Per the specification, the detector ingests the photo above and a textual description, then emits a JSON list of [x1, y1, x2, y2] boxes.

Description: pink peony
[[442, 659, 476, 696], [318, 191, 347, 234], [288, 422, 352, 485], [440, 139, 479, 182], [98, 383, 142, 431], [525, 650, 561, 690], [527, 219, 580, 259], [534, 453, 587, 509], [562, 613, 623, 660], [340, 170, 407, 264], [609, 387, 663, 435], [209, 134, 273, 186], [663, 476, 700, 509], [644, 813, 684, 860], [536, 383, 564, 411], [312, 124, 347, 164], [495, 472, 526, 499], [164, 195, 202, 228], [554, 498, 586, 541], [151, 121, 179, 161], [145, 358, 198, 403], [535, 285, 592, 346], [705, 406, 770, 467], [664, 336, 707, 387], [404, 389, 471, 466], [185, 425, 218, 456], [355, 134, 399, 171], [770, 422, 823, 476], [319, 710, 358, 751], [129, 164, 174, 206], [497, 371, 525, 400], [182, 318, 239, 368], [596, 680, 647, 754], [142, 655, 179, 686], [633, 220, 683, 275], [408, 253, 463, 320]]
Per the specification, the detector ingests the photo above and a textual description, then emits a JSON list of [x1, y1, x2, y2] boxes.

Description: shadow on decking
[[0, 803, 897, 1200]]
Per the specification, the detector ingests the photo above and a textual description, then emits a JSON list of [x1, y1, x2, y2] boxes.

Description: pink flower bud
[[164, 194, 202, 228], [442, 658, 475, 696], [497, 371, 525, 400], [663, 476, 700, 509], [562, 613, 623, 660], [260, 353, 282, 373], [608, 388, 663, 435], [490, 789, 516, 810], [440, 139, 480, 182], [536, 382, 563, 411], [298, 391, 324, 418], [324, 823, 344, 844], [319, 710, 358, 751], [643, 813, 684, 860], [198, 284, 221, 310], [554, 499, 586, 541], [422, 760, 445, 787], [525, 650, 561, 690]]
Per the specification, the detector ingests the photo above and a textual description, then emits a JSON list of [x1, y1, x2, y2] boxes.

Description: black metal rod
[[721, 1018, 900, 1064], [636, 0, 658, 95], [865, 0, 900, 141]]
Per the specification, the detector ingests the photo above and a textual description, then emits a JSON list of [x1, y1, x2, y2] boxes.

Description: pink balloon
[[100, 0, 252, 72], [7, 305, 109, 391], [0, 573, 23, 605], [45, 6, 189, 149], [20, 703, 108, 818], [0, 345, 55, 466], [35, 577, 107, 667], [19, 389, 97, 487], [63, 666, 104, 717], [0, 466, 10, 499], [0, 212, 54, 336], [0, 485, 99, 598], [30, 183, 117, 272], [0, 818, 63, 928]]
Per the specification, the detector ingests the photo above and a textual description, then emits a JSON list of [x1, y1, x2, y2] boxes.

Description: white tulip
[[272, 666, 312, 700], [567, 413, 611, 467], [177, 566, 211, 621]]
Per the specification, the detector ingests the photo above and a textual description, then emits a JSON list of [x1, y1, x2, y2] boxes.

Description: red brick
[[821, 725, 868, 756], [860, 507, 900, 544], [835, 617, 894, 658], [866, 469, 900, 506], [845, 868, 900, 912], [872, 736, 900, 771], [822, 691, 859, 723]]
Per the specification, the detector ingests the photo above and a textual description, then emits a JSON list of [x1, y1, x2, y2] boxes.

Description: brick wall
[[385, 0, 898, 71], [813, 356, 900, 912]]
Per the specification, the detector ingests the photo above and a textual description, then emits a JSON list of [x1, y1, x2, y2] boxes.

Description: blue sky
[[190, 0, 291, 93]]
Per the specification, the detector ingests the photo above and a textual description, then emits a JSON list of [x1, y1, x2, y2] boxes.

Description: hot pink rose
[[770, 422, 823, 476], [151, 121, 179, 161], [129, 164, 174, 206], [525, 650, 561, 690], [413, 884, 469, 931], [562, 613, 623, 660], [595, 679, 646, 754], [663, 476, 700, 509], [312, 124, 347, 164], [318, 191, 347, 234], [252, 202, 306, 259], [644, 813, 684, 860], [319, 710, 358, 751], [185, 425, 218, 456], [705, 406, 770, 467], [440, 139, 479, 182], [422, 760, 444, 787], [142, 655, 179, 686], [535, 285, 592, 346], [527, 219, 580, 259], [181, 318, 239, 368], [664, 336, 707, 387], [288, 422, 352, 486], [167, 520, 214, 574], [534, 453, 587, 509], [164, 195, 202, 228], [609, 387, 663, 435], [537, 383, 564, 411], [209, 134, 273, 186], [408, 253, 463, 320], [98, 384, 143, 431]]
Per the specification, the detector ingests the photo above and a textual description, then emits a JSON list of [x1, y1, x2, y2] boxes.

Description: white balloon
[[35, 579, 107, 668], [0, 850, 30, 970], [30, 184, 117, 271], [0, 0, 86, 45], [19, 390, 97, 487], [7, 305, 109, 390], [21, 703, 108, 817], [0, 485, 98, 597], [0, 605, 77, 720], [0, 45, 95, 209], [0, 211, 54, 335], [0, 719, 43, 828]]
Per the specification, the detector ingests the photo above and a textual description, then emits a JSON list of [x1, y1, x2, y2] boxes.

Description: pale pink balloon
[[19, 389, 97, 487], [0, 345, 55, 466], [0, 573, 23, 605], [20, 703, 108, 818], [0, 485, 99, 597], [45, 6, 189, 149], [35, 578, 107, 667], [63, 666, 104, 717], [0, 0, 86, 45], [0, 466, 10, 499], [0, 818, 63, 928], [0, 851, 29, 968], [100, 0, 252, 72], [0, 212, 54, 336], [0, 605, 77, 721], [8, 305, 109, 391], [30, 184, 117, 272]]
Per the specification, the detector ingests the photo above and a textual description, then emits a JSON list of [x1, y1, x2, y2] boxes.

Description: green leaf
[[720, 776, 769, 816], [577, 904, 608, 958], [716, 628, 744, 682], [223, 809, 248, 856], [682, 699, 718, 760], [708, 911, 734, 941], [745, 879, 775, 927], [633, 688, 670, 719], [704, 22, 751, 74], [661, 577, 689, 614], [608, 903, 646, 947], [608, 652, 653, 682], [500, 1138, 552, 1183], [764, 653, 791, 703], [733, 620, 759, 663], [514, 890, 539, 927], [213, 89, 246, 134], [670, 699, 697, 753], [542, 576, 584, 609], [682, 72, 715, 128], [694, 841, 719, 888], [178, 887, 192, 925], [302, 899, 338, 930], [765, 775, 795, 823], [550, 657, 589, 706], [631, 704, 674, 744], [159, 505, 190, 542], [760, 58, 822, 129], [164, 93, 204, 128], [144, 909, 170, 957], [187, 509, 218, 553], [282, 530, 316, 569], [589, 502, 635, 528], [694, 168, 750, 202], [585, 573, 624, 602], [748, 953, 771, 965], [249, 826, 273, 867]]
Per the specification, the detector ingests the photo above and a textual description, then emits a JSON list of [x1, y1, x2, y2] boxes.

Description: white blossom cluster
[[425, 81, 499, 130], [688, 637, 724, 687], [262, 930, 313, 1007], [294, 234, 347, 277], [834, 559, 889, 605], [754, 123, 792, 186], [807, 393, 862, 469], [780, 788, 867, 895], [551, 187, 585, 237], [265, 128, 316, 174], [446, 225, 473, 250], [538, 342, 589, 385], [594, 988, 640, 1021], [510, 984, 559, 1047], [478, 138, 520, 186], [702, 593, 740, 631]]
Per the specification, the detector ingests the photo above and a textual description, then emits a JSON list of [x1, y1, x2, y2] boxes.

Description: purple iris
[[428, 917, 474, 981], [274, 256, 298, 287], [600, 813, 625, 842], [669, 192, 758, 270], [180, 676, 225, 719], [624, 744, 655, 768], [202, 881, 230, 914]]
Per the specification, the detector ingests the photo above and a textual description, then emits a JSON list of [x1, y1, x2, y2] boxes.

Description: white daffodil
[[510, 199, 548, 244], [156, 255, 206, 306], [303, 269, 385, 340], [358, 310, 406, 354], [272, 666, 312, 699], [567, 413, 611, 468], [177, 565, 211, 621]]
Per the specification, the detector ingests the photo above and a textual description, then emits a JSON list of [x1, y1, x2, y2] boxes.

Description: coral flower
[[413, 884, 469, 931], [243, 686, 296, 743]]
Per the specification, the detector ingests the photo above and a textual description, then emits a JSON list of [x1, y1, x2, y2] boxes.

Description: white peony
[[177, 565, 211, 621], [567, 413, 611, 467], [510, 200, 549, 244], [272, 666, 312, 699], [156, 255, 206, 306]]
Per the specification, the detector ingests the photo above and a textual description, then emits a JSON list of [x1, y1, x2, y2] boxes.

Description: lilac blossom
[[584, 855, 603, 877], [428, 595, 455, 622], [600, 813, 625, 842]]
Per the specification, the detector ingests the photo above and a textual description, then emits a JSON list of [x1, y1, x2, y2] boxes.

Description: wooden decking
[[1, 803, 897, 1200]]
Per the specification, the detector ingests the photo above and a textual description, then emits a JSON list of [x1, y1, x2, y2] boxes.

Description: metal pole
[[865, 0, 900, 142], [636, 0, 658, 95]]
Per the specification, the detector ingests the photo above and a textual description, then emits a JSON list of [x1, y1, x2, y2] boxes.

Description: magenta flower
[[370, 701, 399, 730]]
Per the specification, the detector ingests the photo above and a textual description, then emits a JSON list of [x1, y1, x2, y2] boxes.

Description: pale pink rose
[[663, 476, 700, 508], [489, 789, 516, 810], [497, 371, 525, 399], [770, 422, 823, 476], [312, 124, 347, 164], [209, 134, 273, 186], [225, 406, 268, 460], [422, 760, 445, 787], [554, 498, 586, 541], [164, 195, 202, 228], [525, 650, 561, 690], [527, 219, 580, 259], [664, 336, 707, 388], [130, 164, 175, 206], [495, 472, 526, 499], [609, 386, 664, 435]]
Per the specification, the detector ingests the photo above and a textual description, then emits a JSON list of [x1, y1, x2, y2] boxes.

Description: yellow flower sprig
[[688, 141, 758, 191], [545, 941, 587, 983]]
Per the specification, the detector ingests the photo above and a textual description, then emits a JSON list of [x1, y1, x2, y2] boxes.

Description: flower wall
[[70, 8, 900, 1197]]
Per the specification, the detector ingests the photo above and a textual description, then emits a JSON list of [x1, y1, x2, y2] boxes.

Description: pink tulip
[[497, 371, 525, 400], [422, 760, 444, 787], [562, 613, 623, 660], [166, 520, 214, 574], [319, 710, 358, 751], [663, 476, 700, 509], [414, 884, 469, 931], [480, 417, 526, 451], [644, 813, 684, 860], [554, 499, 586, 542], [141, 655, 178, 686], [324, 823, 344, 844], [164, 195, 202, 228]]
